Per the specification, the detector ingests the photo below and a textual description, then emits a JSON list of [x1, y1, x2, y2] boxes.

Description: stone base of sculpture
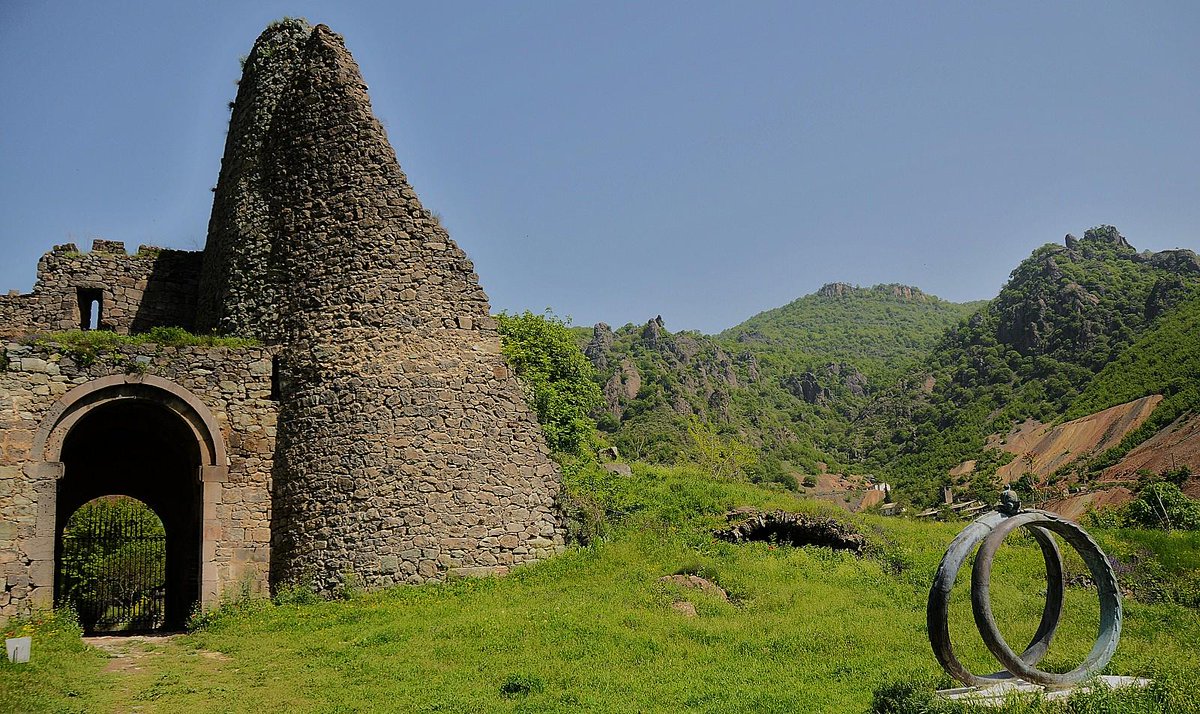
[[938, 676, 1152, 706]]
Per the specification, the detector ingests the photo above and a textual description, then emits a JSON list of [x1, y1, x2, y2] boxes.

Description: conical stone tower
[[200, 20, 563, 592]]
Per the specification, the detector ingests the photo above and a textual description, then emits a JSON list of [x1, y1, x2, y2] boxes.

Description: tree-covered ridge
[[853, 227, 1200, 504], [507, 226, 1200, 509], [720, 282, 982, 379], [581, 317, 794, 467], [577, 283, 979, 481]]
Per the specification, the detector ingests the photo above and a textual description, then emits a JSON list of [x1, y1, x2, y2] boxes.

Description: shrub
[[683, 417, 757, 480], [497, 311, 602, 455], [1125, 482, 1200, 531]]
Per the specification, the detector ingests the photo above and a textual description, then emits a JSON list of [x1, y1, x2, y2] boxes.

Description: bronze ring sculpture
[[927, 492, 1123, 687]]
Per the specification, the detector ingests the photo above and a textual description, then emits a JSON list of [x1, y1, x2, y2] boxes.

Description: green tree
[[497, 311, 603, 455], [60, 497, 166, 631], [683, 417, 758, 479], [1125, 482, 1200, 531]]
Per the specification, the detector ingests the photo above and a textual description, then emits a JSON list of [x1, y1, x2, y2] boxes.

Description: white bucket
[[5, 637, 31, 664]]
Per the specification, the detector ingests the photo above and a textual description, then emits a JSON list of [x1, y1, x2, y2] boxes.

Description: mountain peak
[[816, 282, 928, 301], [1079, 225, 1135, 253]]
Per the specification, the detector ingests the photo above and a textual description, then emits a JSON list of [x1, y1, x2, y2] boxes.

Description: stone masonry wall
[[0, 341, 277, 620], [218, 24, 564, 591], [195, 20, 311, 340], [2, 20, 567, 615], [0, 240, 202, 340], [0, 294, 38, 342]]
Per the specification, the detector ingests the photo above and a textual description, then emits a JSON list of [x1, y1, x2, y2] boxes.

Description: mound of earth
[[714, 509, 865, 553], [1040, 487, 1136, 521]]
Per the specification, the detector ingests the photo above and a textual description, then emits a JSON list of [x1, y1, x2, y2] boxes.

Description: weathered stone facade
[[0, 344, 276, 620], [1, 241, 202, 340], [0, 20, 563, 623]]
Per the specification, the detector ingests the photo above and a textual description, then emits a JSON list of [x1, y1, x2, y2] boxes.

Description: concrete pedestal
[[939, 676, 1152, 706]]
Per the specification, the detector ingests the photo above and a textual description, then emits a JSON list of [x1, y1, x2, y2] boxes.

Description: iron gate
[[57, 500, 167, 634]]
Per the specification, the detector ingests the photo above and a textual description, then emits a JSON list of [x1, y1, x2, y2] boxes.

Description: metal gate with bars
[[57, 498, 167, 634]]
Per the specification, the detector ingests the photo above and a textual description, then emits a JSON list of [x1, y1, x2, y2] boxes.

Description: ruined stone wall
[[0, 240, 202, 339], [0, 342, 276, 620], [230, 24, 563, 591], [1, 20, 567, 616], [0, 294, 39, 342], [196, 19, 312, 339]]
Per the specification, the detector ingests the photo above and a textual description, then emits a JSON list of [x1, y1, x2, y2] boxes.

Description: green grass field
[[3, 465, 1199, 713]]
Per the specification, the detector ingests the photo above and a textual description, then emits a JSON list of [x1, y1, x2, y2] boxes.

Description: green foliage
[[745, 453, 798, 489], [682, 417, 758, 480], [576, 231, 1195, 506], [611, 411, 690, 463], [272, 582, 323, 607], [869, 676, 946, 714], [1066, 295, 1200, 472], [27, 327, 260, 366], [722, 283, 980, 378], [557, 463, 639, 544], [854, 228, 1200, 505], [1124, 482, 1200, 531], [59, 497, 166, 632], [496, 311, 603, 454], [1100, 528, 1200, 608], [586, 287, 976, 479], [334, 569, 363, 601]]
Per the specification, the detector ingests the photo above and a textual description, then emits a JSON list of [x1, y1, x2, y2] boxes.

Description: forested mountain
[[569, 225, 1200, 508], [1061, 292, 1200, 477], [578, 283, 978, 479], [849, 226, 1200, 503], [721, 282, 983, 379]]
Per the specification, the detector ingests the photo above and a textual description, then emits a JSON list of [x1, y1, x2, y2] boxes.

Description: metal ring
[[926, 510, 1065, 687], [970, 511, 1122, 686]]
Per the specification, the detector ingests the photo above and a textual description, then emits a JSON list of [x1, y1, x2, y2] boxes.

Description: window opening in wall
[[77, 288, 103, 331]]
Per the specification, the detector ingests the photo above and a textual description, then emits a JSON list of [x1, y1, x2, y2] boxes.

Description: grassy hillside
[[4, 466, 1199, 713], [564, 229, 1200, 506]]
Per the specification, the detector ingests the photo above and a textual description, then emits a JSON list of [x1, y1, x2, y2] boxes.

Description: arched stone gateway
[[30, 375, 229, 627]]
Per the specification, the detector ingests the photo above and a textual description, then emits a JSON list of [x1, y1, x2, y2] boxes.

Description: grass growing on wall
[[21, 327, 261, 366], [2, 464, 1199, 713]]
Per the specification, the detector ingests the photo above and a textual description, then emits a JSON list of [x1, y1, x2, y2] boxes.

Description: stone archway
[[30, 375, 228, 624]]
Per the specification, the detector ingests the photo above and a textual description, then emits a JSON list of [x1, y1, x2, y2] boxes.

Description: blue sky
[[2, 2, 1198, 333]]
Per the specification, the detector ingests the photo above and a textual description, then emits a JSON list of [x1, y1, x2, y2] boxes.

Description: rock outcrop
[[713, 509, 865, 554]]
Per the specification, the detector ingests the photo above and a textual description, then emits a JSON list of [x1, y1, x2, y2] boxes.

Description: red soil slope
[[990, 395, 1162, 483]]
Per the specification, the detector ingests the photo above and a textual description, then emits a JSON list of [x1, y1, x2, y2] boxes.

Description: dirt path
[[88, 634, 180, 674], [82, 634, 233, 711]]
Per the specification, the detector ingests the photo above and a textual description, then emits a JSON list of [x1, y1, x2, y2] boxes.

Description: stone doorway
[[53, 399, 203, 631]]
